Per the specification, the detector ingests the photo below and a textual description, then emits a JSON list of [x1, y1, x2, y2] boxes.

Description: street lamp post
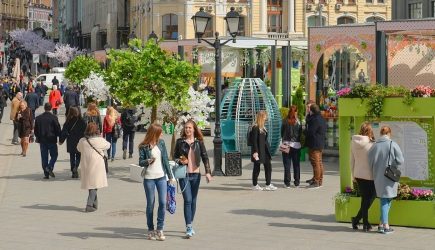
[[192, 7, 241, 176]]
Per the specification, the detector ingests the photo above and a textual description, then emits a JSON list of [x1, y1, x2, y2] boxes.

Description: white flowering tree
[[47, 43, 78, 65], [81, 72, 110, 103], [9, 29, 55, 54]]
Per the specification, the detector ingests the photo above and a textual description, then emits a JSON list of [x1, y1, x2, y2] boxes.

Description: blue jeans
[[122, 130, 135, 154], [143, 177, 167, 231], [179, 173, 201, 226], [380, 198, 392, 224], [105, 133, 117, 159], [282, 147, 301, 186], [39, 143, 58, 177], [69, 152, 81, 172]]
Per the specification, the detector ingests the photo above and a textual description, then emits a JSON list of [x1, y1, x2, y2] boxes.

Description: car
[[33, 73, 65, 89]]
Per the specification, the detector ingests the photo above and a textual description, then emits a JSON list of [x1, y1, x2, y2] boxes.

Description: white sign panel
[[33, 54, 40, 64], [198, 49, 241, 75], [373, 121, 429, 180]]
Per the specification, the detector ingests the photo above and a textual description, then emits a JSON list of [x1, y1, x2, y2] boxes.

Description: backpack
[[124, 112, 136, 128], [112, 122, 122, 139], [247, 125, 255, 147]]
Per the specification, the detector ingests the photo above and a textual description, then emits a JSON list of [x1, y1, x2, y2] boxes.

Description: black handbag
[[86, 137, 109, 173], [384, 141, 401, 182]]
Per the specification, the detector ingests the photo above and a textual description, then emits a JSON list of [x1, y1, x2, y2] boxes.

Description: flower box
[[335, 196, 435, 228]]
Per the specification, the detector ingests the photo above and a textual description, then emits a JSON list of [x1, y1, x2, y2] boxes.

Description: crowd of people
[[1, 77, 406, 237]]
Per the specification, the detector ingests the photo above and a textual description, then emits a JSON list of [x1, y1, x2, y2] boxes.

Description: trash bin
[[225, 151, 242, 176]]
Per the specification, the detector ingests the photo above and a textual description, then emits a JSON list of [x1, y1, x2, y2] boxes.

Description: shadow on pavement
[[59, 227, 185, 239], [268, 222, 351, 232], [0, 153, 20, 156], [22, 204, 83, 212], [200, 186, 248, 191], [0, 171, 79, 181], [229, 209, 336, 223]]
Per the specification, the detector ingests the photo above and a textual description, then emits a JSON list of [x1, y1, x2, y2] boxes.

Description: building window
[[432, 1, 435, 17], [348, 0, 356, 4], [238, 16, 246, 36], [409, 3, 423, 19], [308, 15, 327, 27], [337, 16, 355, 25], [267, 0, 283, 32], [162, 14, 178, 40], [377, 0, 384, 3], [366, 0, 373, 3], [366, 16, 385, 22]]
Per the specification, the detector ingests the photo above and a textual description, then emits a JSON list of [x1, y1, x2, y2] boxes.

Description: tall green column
[[339, 116, 352, 192]]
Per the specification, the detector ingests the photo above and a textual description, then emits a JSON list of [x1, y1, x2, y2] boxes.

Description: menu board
[[372, 122, 428, 180]]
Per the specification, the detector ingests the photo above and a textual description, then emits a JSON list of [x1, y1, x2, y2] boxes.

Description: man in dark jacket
[[34, 82, 44, 107], [51, 76, 59, 89], [34, 103, 61, 179], [24, 88, 39, 120], [0, 84, 9, 123], [305, 104, 327, 188], [63, 85, 79, 116], [121, 107, 137, 159]]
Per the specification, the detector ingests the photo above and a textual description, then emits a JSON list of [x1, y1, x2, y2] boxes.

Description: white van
[[34, 73, 65, 89]]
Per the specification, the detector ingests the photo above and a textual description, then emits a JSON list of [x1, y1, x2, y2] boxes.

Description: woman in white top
[[138, 123, 174, 241], [350, 122, 375, 231]]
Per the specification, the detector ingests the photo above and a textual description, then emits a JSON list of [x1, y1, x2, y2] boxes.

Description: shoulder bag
[[384, 141, 401, 182], [86, 137, 108, 173]]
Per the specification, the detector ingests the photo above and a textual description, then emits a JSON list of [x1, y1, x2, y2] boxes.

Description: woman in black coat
[[59, 107, 87, 178], [250, 111, 277, 191]]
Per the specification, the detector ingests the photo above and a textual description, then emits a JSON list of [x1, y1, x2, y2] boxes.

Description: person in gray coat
[[368, 125, 404, 234]]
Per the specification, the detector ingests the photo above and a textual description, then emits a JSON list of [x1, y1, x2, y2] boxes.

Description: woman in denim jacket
[[174, 119, 212, 238], [139, 123, 174, 241]]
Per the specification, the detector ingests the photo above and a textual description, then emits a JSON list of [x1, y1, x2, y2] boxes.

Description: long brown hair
[[180, 119, 204, 141], [66, 106, 81, 123], [86, 102, 100, 116], [139, 123, 163, 147], [286, 105, 298, 125], [359, 122, 375, 142]]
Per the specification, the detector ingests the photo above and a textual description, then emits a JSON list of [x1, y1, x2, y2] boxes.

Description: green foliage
[[104, 39, 201, 111], [65, 55, 102, 84], [348, 84, 370, 98], [279, 107, 289, 119], [292, 84, 306, 121]]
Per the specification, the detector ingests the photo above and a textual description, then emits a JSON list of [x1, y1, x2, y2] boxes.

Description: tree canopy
[[65, 55, 102, 85], [105, 39, 201, 120]]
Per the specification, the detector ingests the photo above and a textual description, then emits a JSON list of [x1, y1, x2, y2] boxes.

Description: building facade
[[28, 0, 53, 34], [0, 0, 29, 38], [129, 0, 392, 42], [392, 0, 435, 19]]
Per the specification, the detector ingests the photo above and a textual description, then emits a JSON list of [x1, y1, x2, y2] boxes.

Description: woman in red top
[[103, 106, 121, 161], [49, 85, 62, 115]]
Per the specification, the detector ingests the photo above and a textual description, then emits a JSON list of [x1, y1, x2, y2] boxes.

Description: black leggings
[[252, 160, 272, 186], [354, 178, 376, 225]]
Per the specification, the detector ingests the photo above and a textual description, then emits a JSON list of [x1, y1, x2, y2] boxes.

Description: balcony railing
[[268, 33, 289, 39]]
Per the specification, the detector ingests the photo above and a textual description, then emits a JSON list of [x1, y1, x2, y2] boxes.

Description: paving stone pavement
[[0, 105, 434, 250]]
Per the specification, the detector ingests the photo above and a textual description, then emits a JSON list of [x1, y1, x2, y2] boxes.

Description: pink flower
[[337, 87, 352, 97]]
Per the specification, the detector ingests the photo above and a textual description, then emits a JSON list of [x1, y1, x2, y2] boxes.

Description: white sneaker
[[264, 184, 278, 191], [252, 184, 263, 191]]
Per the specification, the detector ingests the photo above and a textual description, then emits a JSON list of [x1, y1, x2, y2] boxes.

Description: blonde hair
[[255, 111, 267, 130], [86, 102, 100, 116], [106, 106, 118, 127], [19, 100, 28, 109]]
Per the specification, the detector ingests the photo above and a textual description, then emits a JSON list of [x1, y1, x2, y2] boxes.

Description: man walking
[[305, 104, 326, 189], [35, 82, 45, 107], [0, 84, 9, 123], [10, 92, 23, 144], [24, 88, 39, 120], [34, 103, 61, 179], [63, 85, 79, 116], [51, 76, 59, 89], [121, 107, 137, 159]]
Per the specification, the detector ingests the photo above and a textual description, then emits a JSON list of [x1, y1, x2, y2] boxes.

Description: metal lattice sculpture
[[221, 78, 281, 155]]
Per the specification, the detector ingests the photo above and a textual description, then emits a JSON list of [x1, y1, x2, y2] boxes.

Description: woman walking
[[138, 123, 174, 241], [368, 125, 404, 234], [49, 85, 62, 116], [103, 106, 121, 161], [281, 105, 302, 188], [59, 107, 87, 178], [83, 102, 102, 133], [16, 100, 33, 157], [351, 122, 376, 231], [174, 119, 212, 238], [251, 111, 277, 191], [76, 122, 110, 212]]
